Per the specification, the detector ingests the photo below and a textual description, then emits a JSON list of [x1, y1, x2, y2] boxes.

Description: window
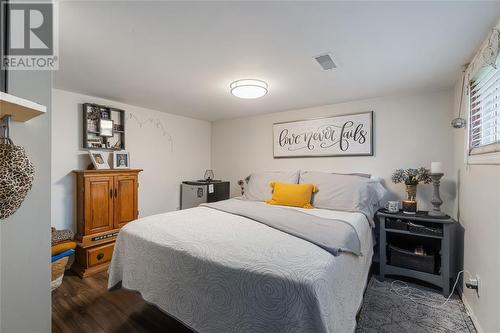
[[469, 65, 500, 157]]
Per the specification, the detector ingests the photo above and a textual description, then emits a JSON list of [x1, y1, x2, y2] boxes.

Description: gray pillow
[[244, 170, 300, 201], [299, 171, 382, 217]]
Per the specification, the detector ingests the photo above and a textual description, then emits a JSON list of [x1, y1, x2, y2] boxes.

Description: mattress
[[108, 199, 373, 333]]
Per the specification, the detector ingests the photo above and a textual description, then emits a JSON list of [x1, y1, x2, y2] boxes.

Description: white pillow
[[299, 171, 385, 217], [244, 170, 300, 201]]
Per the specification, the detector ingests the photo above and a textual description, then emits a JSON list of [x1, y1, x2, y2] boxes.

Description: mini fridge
[[180, 180, 230, 210]]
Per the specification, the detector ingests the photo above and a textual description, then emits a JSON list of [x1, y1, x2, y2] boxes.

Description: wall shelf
[[0, 91, 47, 122], [83, 103, 125, 150]]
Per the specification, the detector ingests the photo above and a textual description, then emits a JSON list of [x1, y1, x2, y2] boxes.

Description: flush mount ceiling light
[[230, 79, 268, 99]]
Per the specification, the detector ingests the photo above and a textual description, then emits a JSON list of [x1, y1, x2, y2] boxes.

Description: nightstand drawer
[[87, 242, 114, 267]]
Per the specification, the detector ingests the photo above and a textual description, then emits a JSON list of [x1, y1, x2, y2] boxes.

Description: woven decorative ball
[[0, 143, 34, 220]]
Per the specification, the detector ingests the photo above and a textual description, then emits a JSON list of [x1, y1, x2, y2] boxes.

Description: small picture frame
[[99, 119, 114, 137], [88, 151, 110, 169], [113, 151, 130, 169]]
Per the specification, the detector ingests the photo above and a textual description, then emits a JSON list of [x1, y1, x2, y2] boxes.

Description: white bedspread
[[108, 200, 373, 333]]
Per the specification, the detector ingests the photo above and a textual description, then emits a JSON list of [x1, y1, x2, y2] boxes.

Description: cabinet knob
[[97, 253, 104, 260]]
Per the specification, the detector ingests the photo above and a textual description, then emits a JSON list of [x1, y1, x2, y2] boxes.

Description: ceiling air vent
[[314, 53, 336, 70]]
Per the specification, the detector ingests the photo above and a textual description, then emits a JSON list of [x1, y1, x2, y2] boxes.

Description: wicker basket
[[389, 245, 436, 274], [51, 256, 69, 291]]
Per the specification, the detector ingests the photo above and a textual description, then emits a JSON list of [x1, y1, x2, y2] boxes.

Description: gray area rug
[[356, 277, 476, 333]]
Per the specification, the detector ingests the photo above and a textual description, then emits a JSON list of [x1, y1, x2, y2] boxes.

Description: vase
[[405, 184, 417, 201]]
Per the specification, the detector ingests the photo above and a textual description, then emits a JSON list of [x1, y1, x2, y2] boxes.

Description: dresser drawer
[[87, 242, 114, 267]]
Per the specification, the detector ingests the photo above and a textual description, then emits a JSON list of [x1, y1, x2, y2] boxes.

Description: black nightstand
[[376, 209, 457, 297]]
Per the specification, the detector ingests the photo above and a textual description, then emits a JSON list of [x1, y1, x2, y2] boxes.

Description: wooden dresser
[[72, 169, 142, 278]]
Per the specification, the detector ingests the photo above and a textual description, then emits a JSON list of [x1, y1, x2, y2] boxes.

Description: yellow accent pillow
[[265, 181, 318, 209]]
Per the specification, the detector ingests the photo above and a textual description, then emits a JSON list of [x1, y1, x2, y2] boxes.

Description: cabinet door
[[84, 176, 114, 235], [114, 175, 138, 229]]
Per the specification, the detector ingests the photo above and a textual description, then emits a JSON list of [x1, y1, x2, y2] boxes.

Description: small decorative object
[[99, 119, 114, 137], [451, 117, 466, 129], [273, 111, 373, 158], [391, 167, 431, 214], [237, 179, 245, 195], [451, 71, 467, 129], [87, 138, 103, 149], [88, 151, 110, 169], [87, 120, 97, 132], [112, 139, 122, 149], [237, 176, 250, 195], [204, 169, 214, 181], [86, 105, 100, 132], [113, 123, 124, 132], [113, 151, 130, 169], [384, 200, 399, 213], [429, 172, 445, 217], [100, 108, 110, 119], [0, 143, 35, 219]]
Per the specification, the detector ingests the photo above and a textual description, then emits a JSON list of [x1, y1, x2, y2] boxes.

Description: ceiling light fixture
[[230, 79, 268, 99]]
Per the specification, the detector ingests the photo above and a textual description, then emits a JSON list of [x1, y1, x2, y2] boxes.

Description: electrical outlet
[[466, 275, 480, 297]]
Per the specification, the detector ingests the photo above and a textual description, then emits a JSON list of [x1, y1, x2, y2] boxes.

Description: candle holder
[[428, 173, 445, 217], [402, 200, 417, 214]]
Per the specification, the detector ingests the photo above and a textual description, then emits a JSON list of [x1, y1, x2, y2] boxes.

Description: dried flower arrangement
[[392, 167, 432, 202], [391, 167, 432, 186]]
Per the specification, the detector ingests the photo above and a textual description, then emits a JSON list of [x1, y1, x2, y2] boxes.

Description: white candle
[[431, 162, 443, 174]]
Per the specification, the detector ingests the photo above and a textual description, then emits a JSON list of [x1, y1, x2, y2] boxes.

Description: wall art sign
[[273, 111, 373, 158]]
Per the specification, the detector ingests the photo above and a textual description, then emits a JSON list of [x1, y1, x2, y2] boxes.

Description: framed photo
[[113, 151, 130, 169], [88, 151, 110, 169], [99, 119, 114, 137], [273, 111, 373, 158]]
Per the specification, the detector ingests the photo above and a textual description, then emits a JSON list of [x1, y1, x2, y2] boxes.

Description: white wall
[[452, 80, 500, 333], [212, 90, 456, 214], [1, 73, 52, 332], [51, 89, 211, 232]]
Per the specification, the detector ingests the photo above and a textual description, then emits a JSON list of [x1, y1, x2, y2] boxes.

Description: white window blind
[[469, 65, 500, 154]]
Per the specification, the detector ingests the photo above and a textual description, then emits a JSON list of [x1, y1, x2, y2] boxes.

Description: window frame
[[466, 66, 500, 165]]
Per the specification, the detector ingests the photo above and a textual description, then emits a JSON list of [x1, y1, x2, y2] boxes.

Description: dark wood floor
[[52, 271, 192, 333]]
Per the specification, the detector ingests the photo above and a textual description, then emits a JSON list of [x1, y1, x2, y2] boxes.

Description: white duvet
[[108, 200, 373, 333]]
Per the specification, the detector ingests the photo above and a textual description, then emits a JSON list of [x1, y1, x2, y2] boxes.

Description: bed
[[108, 198, 374, 333]]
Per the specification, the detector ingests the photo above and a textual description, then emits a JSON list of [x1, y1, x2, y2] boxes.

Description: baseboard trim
[[461, 292, 484, 333]]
